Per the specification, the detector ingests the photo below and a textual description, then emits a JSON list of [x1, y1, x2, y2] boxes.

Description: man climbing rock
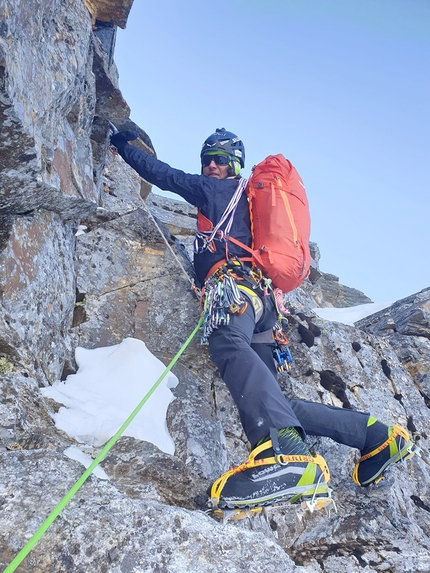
[[110, 127, 419, 518]]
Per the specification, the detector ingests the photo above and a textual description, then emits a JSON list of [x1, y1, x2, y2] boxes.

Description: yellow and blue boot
[[353, 418, 420, 487], [208, 427, 333, 521]]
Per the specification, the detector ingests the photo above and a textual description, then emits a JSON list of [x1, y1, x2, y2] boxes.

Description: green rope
[[3, 316, 203, 573]]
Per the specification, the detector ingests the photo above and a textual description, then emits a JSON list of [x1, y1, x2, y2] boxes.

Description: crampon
[[208, 487, 336, 523], [352, 424, 421, 487], [206, 437, 336, 523]]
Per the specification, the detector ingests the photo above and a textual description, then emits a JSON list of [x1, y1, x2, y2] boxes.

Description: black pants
[[208, 294, 370, 449]]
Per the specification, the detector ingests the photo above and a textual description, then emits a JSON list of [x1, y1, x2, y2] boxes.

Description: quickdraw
[[201, 269, 248, 343], [201, 260, 270, 345], [273, 343, 293, 372], [201, 260, 295, 374], [271, 287, 293, 371]]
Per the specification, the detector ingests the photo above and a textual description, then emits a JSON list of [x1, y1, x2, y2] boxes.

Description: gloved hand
[[110, 130, 138, 151]]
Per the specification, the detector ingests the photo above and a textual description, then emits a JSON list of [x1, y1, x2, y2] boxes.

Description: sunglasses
[[201, 154, 230, 167]]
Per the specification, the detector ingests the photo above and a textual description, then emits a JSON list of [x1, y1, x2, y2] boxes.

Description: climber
[[110, 127, 419, 516]]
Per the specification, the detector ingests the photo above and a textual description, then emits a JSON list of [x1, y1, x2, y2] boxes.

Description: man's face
[[201, 154, 230, 179]]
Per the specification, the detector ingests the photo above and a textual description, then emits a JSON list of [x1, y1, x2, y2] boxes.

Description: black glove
[[110, 130, 138, 151]]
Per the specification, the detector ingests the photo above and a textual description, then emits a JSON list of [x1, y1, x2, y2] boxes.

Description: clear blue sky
[[114, 0, 430, 304]]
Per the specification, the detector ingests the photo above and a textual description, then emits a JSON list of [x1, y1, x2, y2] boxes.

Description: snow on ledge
[[313, 301, 392, 326]]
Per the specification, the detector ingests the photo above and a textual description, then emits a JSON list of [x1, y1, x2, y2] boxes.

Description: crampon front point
[[352, 424, 421, 487], [206, 427, 338, 523]]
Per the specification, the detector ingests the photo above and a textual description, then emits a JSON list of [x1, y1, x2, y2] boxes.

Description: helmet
[[201, 128, 245, 169]]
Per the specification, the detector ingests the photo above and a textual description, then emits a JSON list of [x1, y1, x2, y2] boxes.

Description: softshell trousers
[[208, 295, 370, 450]]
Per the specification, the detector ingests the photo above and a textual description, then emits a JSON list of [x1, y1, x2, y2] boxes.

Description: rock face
[[356, 288, 430, 410], [0, 2, 429, 572], [305, 243, 373, 308]]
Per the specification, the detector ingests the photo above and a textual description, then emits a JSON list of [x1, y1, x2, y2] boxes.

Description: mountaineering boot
[[352, 418, 420, 487], [208, 427, 333, 519]]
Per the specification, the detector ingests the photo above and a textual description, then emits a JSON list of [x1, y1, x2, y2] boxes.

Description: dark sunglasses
[[201, 154, 230, 167]]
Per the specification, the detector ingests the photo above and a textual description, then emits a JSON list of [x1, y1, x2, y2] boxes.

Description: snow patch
[[41, 337, 178, 454], [313, 302, 392, 326], [64, 445, 110, 480]]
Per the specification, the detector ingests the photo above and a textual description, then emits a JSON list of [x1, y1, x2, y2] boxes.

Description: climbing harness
[[201, 258, 295, 372], [201, 260, 266, 344], [3, 316, 204, 573]]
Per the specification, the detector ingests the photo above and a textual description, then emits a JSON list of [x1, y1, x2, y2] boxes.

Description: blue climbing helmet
[[201, 128, 245, 176]]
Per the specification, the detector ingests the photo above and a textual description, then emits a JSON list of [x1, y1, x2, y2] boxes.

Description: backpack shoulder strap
[[194, 178, 248, 254]]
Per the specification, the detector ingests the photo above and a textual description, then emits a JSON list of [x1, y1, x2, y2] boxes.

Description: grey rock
[[0, 0, 99, 220], [356, 287, 430, 338], [168, 361, 229, 481], [0, 448, 302, 573], [304, 271, 373, 308], [0, 211, 76, 383], [148, 202, 198, 236], [147, 191, 198, 219]]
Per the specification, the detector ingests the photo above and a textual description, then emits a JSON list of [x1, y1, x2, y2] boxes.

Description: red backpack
[[229, 154, 311, 292]]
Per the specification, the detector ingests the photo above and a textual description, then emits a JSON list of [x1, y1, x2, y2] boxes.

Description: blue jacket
[[118, 144, 252, 286]]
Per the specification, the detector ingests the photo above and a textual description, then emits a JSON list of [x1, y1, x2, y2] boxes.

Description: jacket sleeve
[[118, 144, 208, 209]]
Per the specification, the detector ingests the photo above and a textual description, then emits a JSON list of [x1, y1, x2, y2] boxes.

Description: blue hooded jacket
[[118, 144, 252, 286]]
